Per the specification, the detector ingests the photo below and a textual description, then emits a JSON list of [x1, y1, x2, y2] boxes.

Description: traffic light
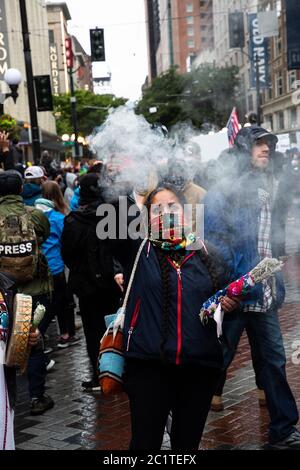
[[65, 37, 74, 69], [90, 28, 105, 62], [34, 75, 53, 112], [229, 12, 245, 48]]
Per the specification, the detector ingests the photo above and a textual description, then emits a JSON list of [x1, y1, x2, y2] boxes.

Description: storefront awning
[[17, 127, 65, 153]]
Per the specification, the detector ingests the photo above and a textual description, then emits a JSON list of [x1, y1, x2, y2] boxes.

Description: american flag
[[226, 107, 240, 147]]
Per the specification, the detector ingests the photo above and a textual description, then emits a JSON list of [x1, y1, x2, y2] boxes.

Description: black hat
[[235, 126, 278, 154], [0, 170, 23, 197], [79, 173, 101, 206], [250, 127, 278, 148]]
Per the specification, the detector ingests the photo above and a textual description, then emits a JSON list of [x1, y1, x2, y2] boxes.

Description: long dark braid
[[154, 246, 171, 362]]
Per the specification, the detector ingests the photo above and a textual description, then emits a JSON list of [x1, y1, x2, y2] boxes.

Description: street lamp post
[[19, 0, 41, 164], [0, 68, 22, 115], [255, 54, 261, 126], [68, 68, 80, 158]]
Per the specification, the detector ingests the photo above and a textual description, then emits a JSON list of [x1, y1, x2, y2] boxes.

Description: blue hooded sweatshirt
[[22, 183, 42, 206], [70, 187, 80, 211], [34, 198, 65, 275]]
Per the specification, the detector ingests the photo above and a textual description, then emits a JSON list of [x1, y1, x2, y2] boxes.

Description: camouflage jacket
[[0, 195, 52, 297]]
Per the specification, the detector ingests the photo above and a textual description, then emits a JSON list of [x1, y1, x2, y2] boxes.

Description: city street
[[0, 0, 299, 456], [13, 216, 300, 451]]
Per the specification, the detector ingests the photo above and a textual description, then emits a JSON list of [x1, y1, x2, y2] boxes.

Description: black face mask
[[166, 175, 186, 192]]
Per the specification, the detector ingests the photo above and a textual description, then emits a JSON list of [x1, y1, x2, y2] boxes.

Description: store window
[[289, 107, 297, 128], [277, 111, 284, 130], [288, 70, 297, 92], [275, 71, 283, 97], [49, 29, 55, 44]]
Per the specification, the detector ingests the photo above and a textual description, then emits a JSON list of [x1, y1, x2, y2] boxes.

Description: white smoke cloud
[[87, 105, 228, 194]]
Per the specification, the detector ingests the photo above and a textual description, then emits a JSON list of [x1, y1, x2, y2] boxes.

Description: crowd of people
[[1, 124, 300, 451]]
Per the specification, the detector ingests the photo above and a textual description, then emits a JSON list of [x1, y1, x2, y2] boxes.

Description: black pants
[[39, 272, 75, 337], [79, 287, 119, 380], [124, 358, 220, 451]]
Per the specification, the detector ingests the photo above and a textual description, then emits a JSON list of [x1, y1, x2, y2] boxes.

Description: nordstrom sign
[[50, 44, 60, 95], [0, 0, 10, 80]]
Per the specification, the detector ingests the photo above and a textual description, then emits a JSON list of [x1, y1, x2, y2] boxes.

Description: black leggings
[[39, 272, 75, 337], [79, 288, 120, 379], [124, 358, 220, 451]]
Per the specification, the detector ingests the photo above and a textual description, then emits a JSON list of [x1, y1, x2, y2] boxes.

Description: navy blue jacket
[[204, 170, 285, 308], [114, 239, 228, 369]]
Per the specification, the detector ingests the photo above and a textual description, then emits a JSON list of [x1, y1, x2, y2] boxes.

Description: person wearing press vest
[[0, 170, 54, 416]]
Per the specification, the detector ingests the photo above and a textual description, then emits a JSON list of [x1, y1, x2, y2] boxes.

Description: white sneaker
[[46, 359, 55, 372], [44, 347, 53, 354]]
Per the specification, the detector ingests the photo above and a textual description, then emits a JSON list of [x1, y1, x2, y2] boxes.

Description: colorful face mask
[[150, 213, 183, 239], [149, 213, 195, 251]]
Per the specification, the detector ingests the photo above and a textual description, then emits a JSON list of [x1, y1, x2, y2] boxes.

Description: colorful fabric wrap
[[0, 292, 9, 365], [0, 293, 9, 344], [150, 232, 196, 251], [200, 272, 256, 322], [98, 311, 125, 395], [199, 257, 283, 323]]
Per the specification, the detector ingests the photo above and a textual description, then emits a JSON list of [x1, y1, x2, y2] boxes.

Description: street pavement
[[14, 215, 300, 451]]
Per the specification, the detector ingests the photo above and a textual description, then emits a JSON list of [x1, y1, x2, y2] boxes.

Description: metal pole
[[19, 0, 41, 164], [255, 54, 261, 126], [68, 68, 80, 158], [167, 0, 174, 67]]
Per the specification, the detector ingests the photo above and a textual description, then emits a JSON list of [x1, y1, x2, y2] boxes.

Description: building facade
[[261, 0, 300, 141], [193, 0, 259, 121], [192, 0, 300, 138], [46, 2, 94, 94], [72, 36, 94, 93], [0, 0, 60, 161], [145, 0, 214, 80], [46, 1, 71, 94]]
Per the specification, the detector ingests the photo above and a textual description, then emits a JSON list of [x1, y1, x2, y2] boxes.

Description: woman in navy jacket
[[112, 184, 238, 451]]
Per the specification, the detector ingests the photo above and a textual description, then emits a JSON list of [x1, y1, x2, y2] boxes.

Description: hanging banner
[[286, 0, 300, 70], [49, 44, 60, 95], [248, 13, 269, 89], [0, 0, 10, 81]]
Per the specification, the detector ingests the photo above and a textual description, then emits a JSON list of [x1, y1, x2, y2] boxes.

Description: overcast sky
[[48, 0, 148, 101]]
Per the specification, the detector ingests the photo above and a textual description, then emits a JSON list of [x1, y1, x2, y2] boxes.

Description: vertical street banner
[[248, 13, 269, 89], [49, 44, 60, 95], [286, 0, 300, 70], [0, 0, 10, 81]]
